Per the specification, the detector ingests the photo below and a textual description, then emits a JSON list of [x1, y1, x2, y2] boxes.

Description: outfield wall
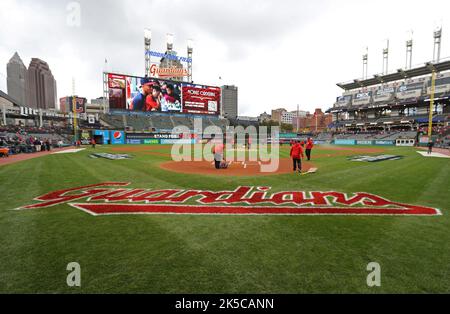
[[333, 139, 396, 146]]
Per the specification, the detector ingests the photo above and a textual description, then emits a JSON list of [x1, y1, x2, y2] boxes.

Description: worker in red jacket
[[212, 139, 225, 169], [305, 138, 314, 161], [290, 140, 304, 174]]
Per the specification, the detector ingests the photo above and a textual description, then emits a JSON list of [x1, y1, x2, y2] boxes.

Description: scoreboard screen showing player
[[107, 73, 221, 115]]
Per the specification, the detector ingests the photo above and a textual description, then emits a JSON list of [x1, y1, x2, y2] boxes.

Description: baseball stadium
[[1, 23, 449, 296], [1, 82, 449, 295]]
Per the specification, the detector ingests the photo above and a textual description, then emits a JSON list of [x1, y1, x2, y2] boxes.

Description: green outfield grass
[[0, 144, 449, 293]]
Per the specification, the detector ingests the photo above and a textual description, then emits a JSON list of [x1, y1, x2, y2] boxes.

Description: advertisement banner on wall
[[144, 139, 160, 144], [126, 138, 161, 145], [374, 140, 395, 146], [334, 139, 356, 145], [397, 81, 424, 100], [126, 139, 143, 145], [356, 140, 373, 145], [335, 95, 352, 107], [353, 91, 372, 105], [160, 139, 195, 145], [181, 85, 221, 115], [126, 133, 181, 140], [110, 131, 125, 145], [279, 133, 299, 139], [373, 86, 395, 103]]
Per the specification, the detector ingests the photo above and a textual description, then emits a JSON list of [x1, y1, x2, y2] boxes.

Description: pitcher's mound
[[159, 158, 316, 177]]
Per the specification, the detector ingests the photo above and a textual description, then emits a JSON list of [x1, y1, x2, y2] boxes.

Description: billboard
[[59, 96, 87, 113], [335, 95, 352, 107], [427, 72, 450, 96], [181, 85, 221, 115], [396, 81, 425, 100], [107, 73, 220, 115], [374, 140, 395, 146], [373, 86, 395, 103], [126, 133, 182, 140], [110, 131, 125, 145], [352, 91, 372, 106], [334, 139, 356, 145]]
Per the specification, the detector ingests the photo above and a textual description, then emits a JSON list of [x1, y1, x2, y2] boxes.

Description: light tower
[[405, 30, 413, 69], [144, 28, 152, 76], [362, 47, 368, 79], [102, 58, 109, 113], [433, 26, 442, 63], [166, 33, 174, 52], [72, 77, 78, 143], [187, 39, 194, 83], [382, 39, 389, 75]]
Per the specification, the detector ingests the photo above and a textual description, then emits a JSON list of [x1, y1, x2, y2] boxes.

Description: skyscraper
[[26, 58, 57, 110], [221, 85, 238, 119], [6, 52, 27, 106]]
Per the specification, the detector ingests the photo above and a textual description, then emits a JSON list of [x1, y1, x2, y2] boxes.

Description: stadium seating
[[99, 113, 229, 133], [99, 114, 124, 129]]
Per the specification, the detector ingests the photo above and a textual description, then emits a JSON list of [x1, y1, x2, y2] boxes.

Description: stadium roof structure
[[337, 59, 450, 91], [0, 89, 20, 106]]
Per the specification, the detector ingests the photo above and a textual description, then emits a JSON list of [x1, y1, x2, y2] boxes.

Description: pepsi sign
[[110, 131, 125, 145]]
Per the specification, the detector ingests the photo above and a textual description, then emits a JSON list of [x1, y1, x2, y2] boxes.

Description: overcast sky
[[1, 0, 449, 115]]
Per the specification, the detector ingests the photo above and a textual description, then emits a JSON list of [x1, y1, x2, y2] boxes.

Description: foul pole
[[72, 78, 78, 143], [428, 70, 436, 138]]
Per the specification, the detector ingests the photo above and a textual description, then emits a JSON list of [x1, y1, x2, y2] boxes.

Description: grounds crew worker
[[290, 140, 304, 174], [212, 139, 224, 170], [305, 138, 314, 161]]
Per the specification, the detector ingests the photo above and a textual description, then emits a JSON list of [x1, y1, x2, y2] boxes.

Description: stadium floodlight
[[362, 47, 368, 80], [406, 30, 413, 41], [406, 30, 413, 70], [144, 28, 152, 41], [433, 26, 442, 63], [144, 28, 152, 77], [187, 39, 194, 51], [166, 33, 174, 50], [187, 39, 194, 83]]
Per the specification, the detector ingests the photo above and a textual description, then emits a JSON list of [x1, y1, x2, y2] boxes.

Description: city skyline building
[[26, 58, 57, 110], [6, 52, 27, 106]]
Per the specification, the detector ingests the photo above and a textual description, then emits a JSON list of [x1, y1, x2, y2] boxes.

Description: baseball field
[[0, 144, 448, 293]]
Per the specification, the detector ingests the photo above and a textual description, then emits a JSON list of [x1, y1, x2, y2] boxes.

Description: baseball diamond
[[1, 1, 450, 301], [0, 143, 448, 294]]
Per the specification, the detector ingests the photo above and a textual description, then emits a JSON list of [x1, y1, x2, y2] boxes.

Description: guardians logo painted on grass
[[16, 182, 441, 216]]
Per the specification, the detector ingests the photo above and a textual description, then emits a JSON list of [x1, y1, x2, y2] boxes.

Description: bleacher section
[[99, 114, 124, 129], [99, 113, 229, 133], [333, 131, 417, 141]]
